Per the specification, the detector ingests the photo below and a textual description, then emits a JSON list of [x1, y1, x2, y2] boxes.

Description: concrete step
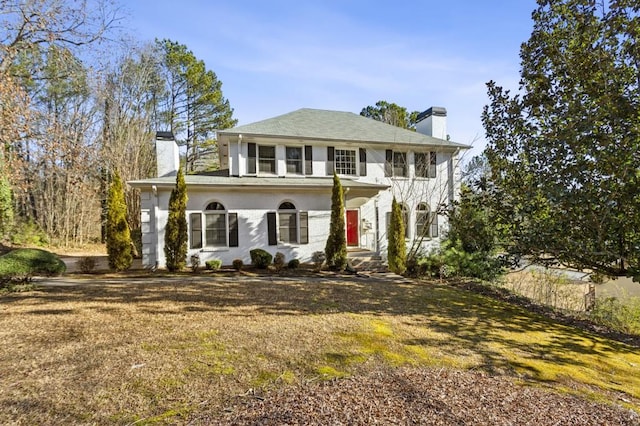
[[347, 251, 387, 272]]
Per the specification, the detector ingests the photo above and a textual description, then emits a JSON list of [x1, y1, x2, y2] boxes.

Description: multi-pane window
[[415, 152, 437, 178], [286, 147, 303, 174], [416, 202, 438, 238], [335, 149, 357, 175], [204, 202, 226, 246], [258, 145, 276, 173], [393, 152, 407, 177], [278, 202, 297, 243]]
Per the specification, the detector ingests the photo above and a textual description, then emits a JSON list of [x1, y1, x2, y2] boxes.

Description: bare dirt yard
[[1, 271, 639, 425]]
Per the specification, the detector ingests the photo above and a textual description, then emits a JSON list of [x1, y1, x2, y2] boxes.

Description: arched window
[[278, 202, 297, 244], [266, 201, 309, 246], [416, 202, 438, 238], [189, 201, 239, 249], [205, 202, 227, 246]]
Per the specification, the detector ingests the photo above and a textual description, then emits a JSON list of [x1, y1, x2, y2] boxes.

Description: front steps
[[347, 249, 388, 273]]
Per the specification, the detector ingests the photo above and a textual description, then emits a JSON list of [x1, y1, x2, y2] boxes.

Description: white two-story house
[[129, 107, 469, 268]]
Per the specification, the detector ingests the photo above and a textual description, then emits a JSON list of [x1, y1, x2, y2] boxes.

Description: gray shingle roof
[[217, 108, 470, 149]]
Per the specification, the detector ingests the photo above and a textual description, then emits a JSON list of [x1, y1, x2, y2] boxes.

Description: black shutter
[[267, 212, 277, 245], [305, 145, 313, 175], [385, 149, 393, 177], [326, 147, 334, 175], [247, 143, 256, 174], [228, 213, 239, 247], [359, 148, 367, 176], [299, 211, 308, 244]]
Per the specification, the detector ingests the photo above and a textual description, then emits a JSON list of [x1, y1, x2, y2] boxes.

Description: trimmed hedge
[[0, 248, 66, 282], [205, 259, 222, 271], [250, 249, 272, 269]]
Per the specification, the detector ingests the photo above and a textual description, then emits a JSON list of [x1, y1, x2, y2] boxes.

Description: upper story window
[[286, 147, 303, 174], [393, 152, 407, 177], [415, 152, 437, 178], [258, 145, 276, 174], [335, 149, 357, 175]]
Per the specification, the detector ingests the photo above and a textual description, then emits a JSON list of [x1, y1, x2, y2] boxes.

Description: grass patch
[[0, 274, 638, 423]]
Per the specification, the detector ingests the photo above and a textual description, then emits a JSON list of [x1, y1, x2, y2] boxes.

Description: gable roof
[[217, 108, 470, 149]]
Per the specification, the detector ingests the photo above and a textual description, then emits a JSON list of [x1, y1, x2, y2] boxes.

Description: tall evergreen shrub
[[164, 169, 188, 271], [388, 197, 406, 274], [0, 173, 13, 240], [106, 171, 133, 271], [325, 173, 347, 270]]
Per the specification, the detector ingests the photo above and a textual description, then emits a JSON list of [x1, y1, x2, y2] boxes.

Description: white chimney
[[415, 107, 447, 140], [155, 131, 179, 177]]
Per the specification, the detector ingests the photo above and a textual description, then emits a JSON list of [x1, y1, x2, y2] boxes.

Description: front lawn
[[0, 273, 638, 424]]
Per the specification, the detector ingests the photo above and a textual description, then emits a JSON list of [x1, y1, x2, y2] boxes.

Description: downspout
[[237, 134, 242, 177], [152, 184, 159, 270]]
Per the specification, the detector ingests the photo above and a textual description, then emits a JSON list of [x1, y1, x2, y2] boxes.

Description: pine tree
[[164, 168, 188, 271], [106, 171, 133, 271], [388, 197, 406, 274], [325, 173, 347, 270]]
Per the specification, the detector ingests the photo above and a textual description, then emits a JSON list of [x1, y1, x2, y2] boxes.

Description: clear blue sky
[[123, 1, 539, 158]]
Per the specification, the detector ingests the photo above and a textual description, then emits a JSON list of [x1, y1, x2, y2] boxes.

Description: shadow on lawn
[[2, 272, 637, 387]]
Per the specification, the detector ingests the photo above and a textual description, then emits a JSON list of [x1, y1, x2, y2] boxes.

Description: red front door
[[346, 210, 359, 246]]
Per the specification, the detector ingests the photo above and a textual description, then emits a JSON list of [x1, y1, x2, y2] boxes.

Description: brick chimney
[[415, 107, 447, 140]]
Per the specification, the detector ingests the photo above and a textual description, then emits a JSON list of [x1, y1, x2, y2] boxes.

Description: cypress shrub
[[388, 197, 406, 274], [164, 169, 188, 271], [106, 171, 133, 271], [325, 173, 347, 270]]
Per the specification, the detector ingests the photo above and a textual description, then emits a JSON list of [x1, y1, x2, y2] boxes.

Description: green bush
[[0, 248, 66, 282], [409, 241, 504, 281], [250, 249, 272, 269], [10, 220, 48, 247], [589, 297, 640, 335], [205, 259, 222, 271], [288, 259, 300, 269], [232, 259, 244, 271]]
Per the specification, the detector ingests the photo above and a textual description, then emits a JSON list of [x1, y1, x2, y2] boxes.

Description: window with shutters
[[268, 202, 309, 245], [189, 201, 239, 249], [278, 202, 297, 243], [415, 152, 437, 178], [416, 203, 438, 238], [335, 149, 357, 175]]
